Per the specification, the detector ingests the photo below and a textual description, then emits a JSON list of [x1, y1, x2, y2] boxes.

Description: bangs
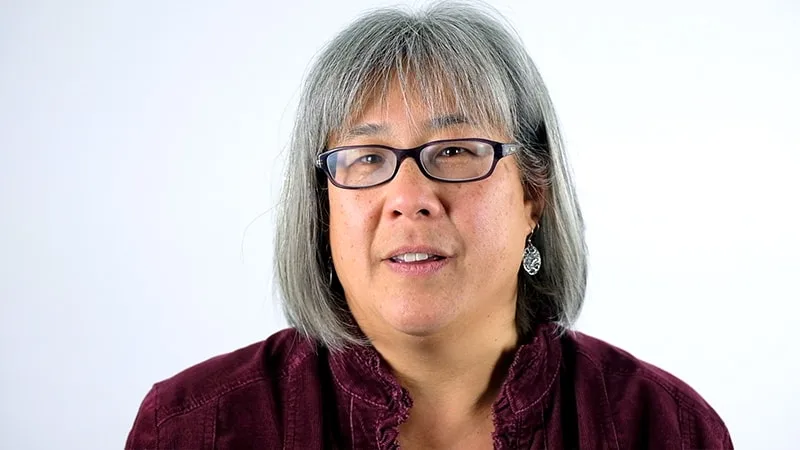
[[315, 9, 529, 146]]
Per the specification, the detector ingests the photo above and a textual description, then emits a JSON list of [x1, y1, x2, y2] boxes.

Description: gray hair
[[275, 0, 587, 350]]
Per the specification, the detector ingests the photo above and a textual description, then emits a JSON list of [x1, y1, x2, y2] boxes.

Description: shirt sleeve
[[125, 385, 158, 450]]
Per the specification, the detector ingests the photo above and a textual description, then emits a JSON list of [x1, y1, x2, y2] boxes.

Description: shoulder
[[153, 328, 317, 414], [563, 330, 732, 449], [125, 328, 320, 449], [565, 330, 715, 409]]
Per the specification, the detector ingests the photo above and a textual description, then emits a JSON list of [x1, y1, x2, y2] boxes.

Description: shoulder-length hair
[[275, 1, 587, 350]]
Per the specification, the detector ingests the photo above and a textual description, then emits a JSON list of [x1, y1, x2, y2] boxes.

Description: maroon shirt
[[126, 323, 732, 449]]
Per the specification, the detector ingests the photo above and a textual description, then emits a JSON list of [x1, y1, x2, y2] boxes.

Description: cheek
[[328, 189, 379, 263], [457, 191, 504, 241], [455, 175, 527, 263]]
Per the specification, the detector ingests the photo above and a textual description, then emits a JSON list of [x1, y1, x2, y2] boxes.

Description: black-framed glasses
[[315, 138, 522, 189]]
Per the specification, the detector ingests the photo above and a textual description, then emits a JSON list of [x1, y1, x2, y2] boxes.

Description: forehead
[[330, 79, 507, 145]]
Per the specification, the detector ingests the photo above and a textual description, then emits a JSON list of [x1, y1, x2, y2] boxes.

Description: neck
[[370, 311, 519, 420]]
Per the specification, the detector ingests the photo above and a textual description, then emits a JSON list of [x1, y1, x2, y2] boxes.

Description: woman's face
[[327, 83, 537, 341]]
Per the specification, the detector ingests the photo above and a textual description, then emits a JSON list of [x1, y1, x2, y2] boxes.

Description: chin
[[381, 300, 461, 337]]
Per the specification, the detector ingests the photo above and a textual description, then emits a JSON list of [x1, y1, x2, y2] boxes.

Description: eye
[[438, 146, 471, 157], [354, 153, 385, 165]]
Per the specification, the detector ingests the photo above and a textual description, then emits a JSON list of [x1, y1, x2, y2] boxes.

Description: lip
[[382, 245, 452, 276], [383, 245, 452, 260], [384, 256, 450, 276]]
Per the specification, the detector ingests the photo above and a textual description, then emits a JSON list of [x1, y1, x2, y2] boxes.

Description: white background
[[1, 0, 798, 448]]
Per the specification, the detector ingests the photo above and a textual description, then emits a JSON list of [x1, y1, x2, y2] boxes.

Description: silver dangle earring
[[522, 225, 541, 276]]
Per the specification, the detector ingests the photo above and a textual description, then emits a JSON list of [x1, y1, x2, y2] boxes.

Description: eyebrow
[[345, 122, 388, 138], [429, 113, 470, 129], [341, 114, 471, 139]]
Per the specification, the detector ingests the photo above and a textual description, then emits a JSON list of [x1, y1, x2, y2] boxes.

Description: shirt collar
[[327, 322, 562, 417]]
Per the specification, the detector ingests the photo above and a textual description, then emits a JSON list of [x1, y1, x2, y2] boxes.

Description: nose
[[382, 157, 445, 219]]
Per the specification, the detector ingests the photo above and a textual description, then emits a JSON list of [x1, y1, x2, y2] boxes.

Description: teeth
[[394, 253, 434, 262]]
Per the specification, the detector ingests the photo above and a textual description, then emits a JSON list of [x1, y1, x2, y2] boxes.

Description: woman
[[127, 2, 732, 449]]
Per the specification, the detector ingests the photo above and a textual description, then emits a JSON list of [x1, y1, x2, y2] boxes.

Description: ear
[[524, 191, 546, 231]]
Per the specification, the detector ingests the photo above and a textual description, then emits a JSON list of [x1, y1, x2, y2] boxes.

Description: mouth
[[384, 248, 451, 276], [388, 252, 446, 263]]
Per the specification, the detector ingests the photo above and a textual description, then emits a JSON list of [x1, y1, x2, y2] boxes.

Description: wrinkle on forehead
[[338, 113, 474, 141]]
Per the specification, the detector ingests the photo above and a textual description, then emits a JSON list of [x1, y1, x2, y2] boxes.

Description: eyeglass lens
[[325, 140, 495, 188]]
